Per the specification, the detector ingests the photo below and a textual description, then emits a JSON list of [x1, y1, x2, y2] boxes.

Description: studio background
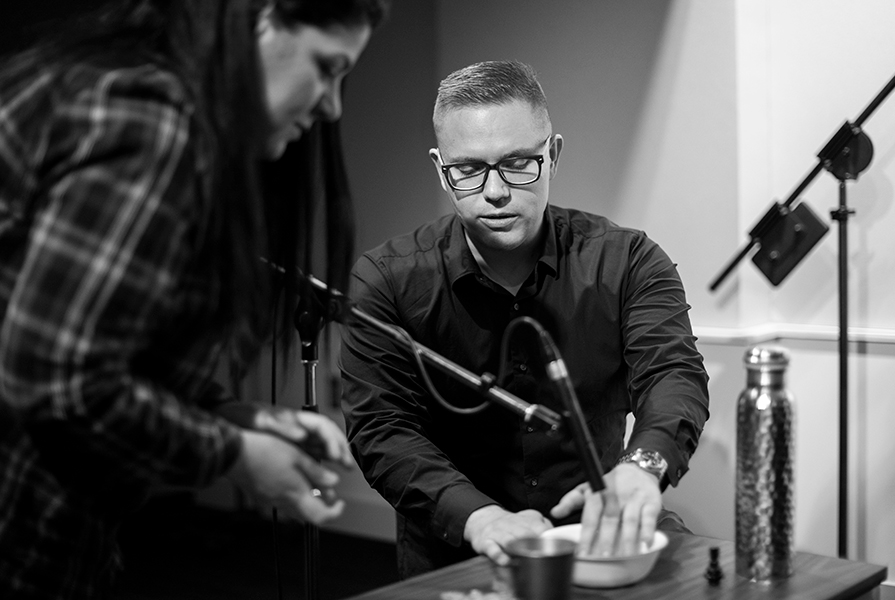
[[237, 0, 895, 583]]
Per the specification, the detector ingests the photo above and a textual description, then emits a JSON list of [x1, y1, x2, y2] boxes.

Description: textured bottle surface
[[735, 346, 795, 581]]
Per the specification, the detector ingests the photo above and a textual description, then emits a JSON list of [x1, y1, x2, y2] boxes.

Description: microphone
[[261, 257, 356, 326], [298, 274, 356, 326], [532, 320, 606, 492], [259, 258, 566, 432]]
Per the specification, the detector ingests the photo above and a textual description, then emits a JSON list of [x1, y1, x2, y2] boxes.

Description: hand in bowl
[[549, 462, 662, 557]]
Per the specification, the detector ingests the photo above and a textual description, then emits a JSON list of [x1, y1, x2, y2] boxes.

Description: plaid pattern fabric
[[0, 52, 242, 598]]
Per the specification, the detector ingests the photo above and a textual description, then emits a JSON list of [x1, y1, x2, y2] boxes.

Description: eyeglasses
[[439, 137, 551, 192]]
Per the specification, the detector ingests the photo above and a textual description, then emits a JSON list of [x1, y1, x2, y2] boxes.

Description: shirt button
[[513, 303, 520, 311], [519, 364, 528, 372], [530, 478, 538, 487], [526, 426, 534, 433]]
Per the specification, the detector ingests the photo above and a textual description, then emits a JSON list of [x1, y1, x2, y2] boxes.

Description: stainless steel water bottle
[[735, 345, 795, 581]]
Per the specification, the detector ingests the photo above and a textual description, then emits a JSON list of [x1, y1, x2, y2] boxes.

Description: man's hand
[[227, 429, 345, 525], [463, 505, 554, 565], [549, 464, 661, 557]]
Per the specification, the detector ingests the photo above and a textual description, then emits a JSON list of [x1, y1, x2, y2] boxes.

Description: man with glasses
[[340, 60, 709, 578]]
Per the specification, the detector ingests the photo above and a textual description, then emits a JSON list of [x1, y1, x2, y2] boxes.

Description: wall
[[341, 1, 448, 254], [677, 0, 895, 579]]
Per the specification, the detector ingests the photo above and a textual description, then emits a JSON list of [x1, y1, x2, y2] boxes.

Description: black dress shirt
[[340, 205, 709, 577]]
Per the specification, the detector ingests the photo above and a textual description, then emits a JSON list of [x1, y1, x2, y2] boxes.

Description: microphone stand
[[709, 71, 895, 559], [287, 267, 605, 494], [294, 300, 326, 600]]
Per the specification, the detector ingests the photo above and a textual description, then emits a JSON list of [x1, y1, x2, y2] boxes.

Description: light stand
[[709, 72, 895, 559]]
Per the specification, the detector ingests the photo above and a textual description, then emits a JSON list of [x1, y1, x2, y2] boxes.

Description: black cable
[[497, 317, 532, 384], [385, 321, 489, 416], [498, 315, 606, 492]]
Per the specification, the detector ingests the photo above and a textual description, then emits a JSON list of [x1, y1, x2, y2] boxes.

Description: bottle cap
[[743, 345, 790, 370]]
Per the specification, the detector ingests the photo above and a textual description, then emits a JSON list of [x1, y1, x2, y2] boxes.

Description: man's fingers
[[482, 539, 510, 566], [638, 500, 660, 547], [578, 488, 604, 556], [549, 484, 588, 519], [616, 498, 644, 556], [591, 489, 622, 557], [466, 508, 553, 567]]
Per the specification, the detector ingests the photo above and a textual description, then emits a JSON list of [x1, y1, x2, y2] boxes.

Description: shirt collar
[[444, 216, 480, 287], [539, 206, 559, 278], [444, 206, 560, 289]]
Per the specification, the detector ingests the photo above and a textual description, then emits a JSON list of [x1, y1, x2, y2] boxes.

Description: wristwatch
[[616, 448, 668, 482]]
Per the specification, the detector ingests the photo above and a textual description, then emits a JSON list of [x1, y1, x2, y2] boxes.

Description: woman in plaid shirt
[[0, 0, 388, 597]]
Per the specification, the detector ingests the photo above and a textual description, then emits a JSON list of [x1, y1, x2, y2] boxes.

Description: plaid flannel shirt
[[0, 51, 243, 598]]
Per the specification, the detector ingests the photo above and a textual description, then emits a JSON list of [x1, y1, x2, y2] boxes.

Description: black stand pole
[[832, 180, 855, 560], [295, 305, 325, 600], [709, 73, 893, 560]]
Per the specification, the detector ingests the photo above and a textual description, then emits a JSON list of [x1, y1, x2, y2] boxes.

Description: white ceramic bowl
[[540, 524, 668, 588]]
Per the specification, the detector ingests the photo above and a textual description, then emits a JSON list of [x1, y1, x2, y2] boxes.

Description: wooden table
[[342, 532, 887, 600]]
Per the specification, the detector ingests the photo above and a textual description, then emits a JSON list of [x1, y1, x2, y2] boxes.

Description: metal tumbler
[[735, 345, 795, 581], [504, 537, 576, 600]]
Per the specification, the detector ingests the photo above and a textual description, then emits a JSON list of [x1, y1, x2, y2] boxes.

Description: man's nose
[[482, 168, 509, 201]]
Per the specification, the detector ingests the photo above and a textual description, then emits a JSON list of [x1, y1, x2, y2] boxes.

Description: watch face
[[622, 450, 667, 479], [643, 454, 664, 469]]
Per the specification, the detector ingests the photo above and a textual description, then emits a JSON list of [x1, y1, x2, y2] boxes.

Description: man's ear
[[548, 134, 564, 179], [429, 148, 448, 192]]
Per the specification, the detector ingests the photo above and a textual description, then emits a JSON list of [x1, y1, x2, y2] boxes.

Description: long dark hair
[[27, 0, 387, 371], [261, 118, 357, 374], [254, 0, 388, 370]]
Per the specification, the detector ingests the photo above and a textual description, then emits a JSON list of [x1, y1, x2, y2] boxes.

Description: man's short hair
[[433, 60, 551, 139]]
